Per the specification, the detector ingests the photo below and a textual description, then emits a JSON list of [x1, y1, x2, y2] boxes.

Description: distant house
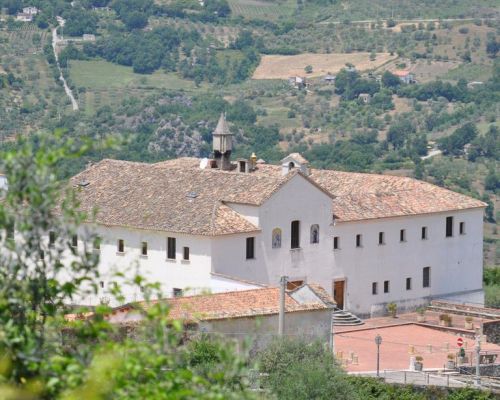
[[393, 70, 416, 84], [82, 34, 96, 42], [106, 284, 336, 350], [15, 13, 34, 22], [467, 81, 484, 89], [288, 76, 307, 89], [358, 93, 371, 104], [324, 74, 336, 84], [22, 6, 39, 15]]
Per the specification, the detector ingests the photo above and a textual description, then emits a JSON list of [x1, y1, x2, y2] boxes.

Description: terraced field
[[227, 0, 296, 20], [253, 52, 397, 79]]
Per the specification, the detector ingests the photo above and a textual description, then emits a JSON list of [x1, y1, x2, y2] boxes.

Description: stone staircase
[[332, 309, 364, 326]]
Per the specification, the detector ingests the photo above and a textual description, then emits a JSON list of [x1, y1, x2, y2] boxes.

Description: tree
[[438, 123, 478, 155], [305, 65, 313, 74], [123, 11, 148, 30], [0, 134, 257, 399], [259, 339, 356, 400], [381, 71, 401, 88]]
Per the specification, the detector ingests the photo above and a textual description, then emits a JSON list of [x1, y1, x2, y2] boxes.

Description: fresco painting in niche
[[310, 224, 319, 244], [272, 228, 282, 248]]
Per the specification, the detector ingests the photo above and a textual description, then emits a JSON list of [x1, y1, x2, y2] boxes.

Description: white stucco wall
[[212, 174, 334, 286], [329, 208, 484, 316], [78, 225, 213, 304]]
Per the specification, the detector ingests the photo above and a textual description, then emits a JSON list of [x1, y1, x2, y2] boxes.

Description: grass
[[442, 63, 493, 82], [69, 59, 207, 91], [253, 52, 396, 79], [227, 0, 296, 21]]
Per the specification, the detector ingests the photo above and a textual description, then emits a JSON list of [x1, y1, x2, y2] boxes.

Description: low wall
[[458, 364, 500, 377], [483, 320, 500, 345]]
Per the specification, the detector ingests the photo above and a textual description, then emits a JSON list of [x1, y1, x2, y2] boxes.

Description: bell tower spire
[[212, 113, 233, 170]]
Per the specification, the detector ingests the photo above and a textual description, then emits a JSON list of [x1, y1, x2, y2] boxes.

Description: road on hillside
[[52, 18, 79, 111]]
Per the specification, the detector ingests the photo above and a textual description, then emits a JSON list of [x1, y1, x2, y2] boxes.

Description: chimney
[[212, 113, 233, 171]]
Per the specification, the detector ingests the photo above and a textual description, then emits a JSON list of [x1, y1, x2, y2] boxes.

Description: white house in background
[[23, 7, 39, 15], [63, 114, 485, 316]]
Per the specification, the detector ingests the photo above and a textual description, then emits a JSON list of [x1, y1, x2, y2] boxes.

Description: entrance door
[[333, 280, 345, 309]]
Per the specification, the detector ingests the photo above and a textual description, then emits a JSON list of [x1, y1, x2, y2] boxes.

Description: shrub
[[258, 339, 355, 400], [386, 302, 397, 317]]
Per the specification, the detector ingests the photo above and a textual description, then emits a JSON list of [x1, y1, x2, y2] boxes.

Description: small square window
[[400, 229, 406, 242], [406, 277, 412, 291], [421, 227, 428, 240], [356, 234, 362, 248], [333, 236, 339, 250], [141, 241, 148, 256], [384, 280, 390, 293], [459, 222, 465, 235], [372, 282, 378, 295], [183, 246, 190, 261], [378, 232, 385, 245], [117, 239, 124, 253]]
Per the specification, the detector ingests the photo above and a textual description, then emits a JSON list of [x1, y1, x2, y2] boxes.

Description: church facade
[[68, 115, 486, 316]]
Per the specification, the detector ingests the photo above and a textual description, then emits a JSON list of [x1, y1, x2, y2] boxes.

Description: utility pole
[[278, 276, 288, 336], [375, 334, 382, 377], [329, 311, 335, 354], [475, 334, 481, 387]]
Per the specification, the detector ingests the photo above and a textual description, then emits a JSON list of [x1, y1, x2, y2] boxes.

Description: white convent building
[[69, 114, 485, 317]]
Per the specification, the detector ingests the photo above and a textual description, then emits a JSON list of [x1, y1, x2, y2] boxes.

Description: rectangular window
[[356, 234, 362, 248], [167, 237, 176, 259], [446, 216, 453, 237], [49, 231, 56, 247], [183, 246, 190, 261], [173, 288, 183, 297], [117, 239, 124, 253], [93, 236, 101, 251], [372, 282, 378, 295], [406, 277, 412, 290], [459, 222, 465, 235], [71, 234, 78, 248], [5, 221, 14, 240], [421, 226, 428, 240], [291, 220, 300, 249], [246, 237, 255, 259], [378, 232, 385, 245], [423, 267, 431, 288], [384, 280, 390, 293], [400, 229, 406, 242], [333, 236, 339, 250], [141, 241, 148, 256]]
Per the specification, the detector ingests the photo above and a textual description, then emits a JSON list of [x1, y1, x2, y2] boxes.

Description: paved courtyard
[[335, 322, 500, 373]]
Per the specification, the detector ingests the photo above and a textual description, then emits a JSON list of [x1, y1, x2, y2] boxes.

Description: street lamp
[[375, 334, 382, 377]]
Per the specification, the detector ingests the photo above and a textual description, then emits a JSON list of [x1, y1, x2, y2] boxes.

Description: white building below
[[64, 114, 485, 316]]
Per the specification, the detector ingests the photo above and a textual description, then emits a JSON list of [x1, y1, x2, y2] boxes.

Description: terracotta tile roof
[[283, 152, 309, 164], [309, 169, 486, 221], [392, 69, 412, 77], [115, 287, 329, 322], [69, 156, 485, 234], [69, 158, 298, 235]]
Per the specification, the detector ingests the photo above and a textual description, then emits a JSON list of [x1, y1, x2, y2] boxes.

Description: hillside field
[[253, 52, 397, 79]]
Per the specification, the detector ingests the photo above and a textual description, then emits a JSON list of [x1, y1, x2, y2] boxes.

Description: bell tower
[[212, 113, 233, 171]]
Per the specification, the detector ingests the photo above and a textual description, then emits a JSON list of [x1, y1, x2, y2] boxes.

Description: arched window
[[310, 224, 319, 244], [288, 162, 295, 171], [272, 228, 282, 249]]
